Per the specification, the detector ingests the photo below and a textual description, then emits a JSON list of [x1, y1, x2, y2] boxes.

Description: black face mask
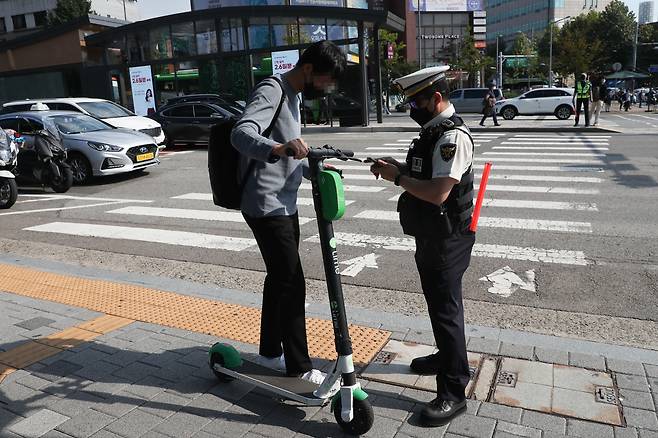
[[409, 107, 434, 127], [303, 76, 327, 100]]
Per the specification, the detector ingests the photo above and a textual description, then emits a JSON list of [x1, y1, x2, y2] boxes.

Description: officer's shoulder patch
[[440, 119, 455, 129], [440, 142, 457, 162]]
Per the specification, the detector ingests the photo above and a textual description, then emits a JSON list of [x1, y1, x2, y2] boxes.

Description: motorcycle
[[15, 119, 73, 193], [0, 129, 19, 209]]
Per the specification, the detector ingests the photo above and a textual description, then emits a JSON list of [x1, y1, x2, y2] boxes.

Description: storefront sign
[[387, 43, 394, 59], [272, 50, 300, 74], [129, 66, 156, 116], [409, 0, 483, 11], [290, 0, 343, 6], [420, 34, 461, 39], [192, 0, 284, 8]]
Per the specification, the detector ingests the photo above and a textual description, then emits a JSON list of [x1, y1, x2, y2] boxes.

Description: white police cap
[[393, 65, 451, 104]]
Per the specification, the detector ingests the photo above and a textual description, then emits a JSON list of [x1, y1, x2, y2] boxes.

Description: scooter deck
[[213, 359, 328, 406]]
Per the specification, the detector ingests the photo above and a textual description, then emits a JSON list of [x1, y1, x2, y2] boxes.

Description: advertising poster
[[129, 66, 156, 116], [272, 50, 300, 74], [409, 0, 483, 11]]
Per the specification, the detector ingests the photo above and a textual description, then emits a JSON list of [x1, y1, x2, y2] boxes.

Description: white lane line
[[342, 174, 385, 181], [481, 199, 598, 211], [16, 197, 60, 204], [0, 201, 128, 216], [353, 210, 591, 233], [493, 146, 609, 151], [382, 144, 412, 147], [396, 139, 414, 142], [473, 164, 605, 172], [25, 222, 257, 251], [107, 206, 315, 225], [367, 146, 408, 150], [300, 183, 385, 193], [487, 174, 602, 183], [512, 135, 611, 138], [355, 152, 407, 158], [485, 184, 599, 194], [501, 141, 610, 146], [304, 232, 587, 265], [484, 152, 606, 157], [475, 157, 602, 164], [171, 193, 354, 205], [17, 194, 153, 203]]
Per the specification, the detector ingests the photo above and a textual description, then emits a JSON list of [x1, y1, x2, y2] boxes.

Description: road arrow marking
[[340, 253, 380, 277], [479, 266, 536, 298]]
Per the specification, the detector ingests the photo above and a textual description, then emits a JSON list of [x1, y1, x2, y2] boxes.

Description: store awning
[[605, 70, 650, 79]]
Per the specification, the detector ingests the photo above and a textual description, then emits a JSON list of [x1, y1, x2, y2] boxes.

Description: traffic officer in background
[[573, 72, 592, 127], [369, 66, 475, 426]]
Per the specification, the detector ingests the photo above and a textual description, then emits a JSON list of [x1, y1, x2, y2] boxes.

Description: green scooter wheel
[[333, 397, 374, 436]]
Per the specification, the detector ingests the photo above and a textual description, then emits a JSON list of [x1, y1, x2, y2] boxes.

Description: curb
[[302, 126, 620, 134]]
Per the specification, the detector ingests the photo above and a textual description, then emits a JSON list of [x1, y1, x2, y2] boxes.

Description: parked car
[[449, 88, 504, 113], [149, 102, 237, 146], [494, 88, 574, 120], [0, 111, 159, 184], [165, 94, 245, 114], [0, 98, 165, 145]]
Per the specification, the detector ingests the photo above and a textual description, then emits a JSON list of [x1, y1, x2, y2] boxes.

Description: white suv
[[0, 98, 165, 145], [495, 88, 575, 120]]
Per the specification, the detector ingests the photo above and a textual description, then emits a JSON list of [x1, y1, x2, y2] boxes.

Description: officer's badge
[[440, 143, 457, 162], [411, 157, 423, 172]]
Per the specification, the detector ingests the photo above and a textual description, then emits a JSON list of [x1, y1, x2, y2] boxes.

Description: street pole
[[496, 36, 499, 86], [123, 0, 127, 21], [417, 0, 422, 68], [632, 16, 639, 91], [549, 24, 553, 86]]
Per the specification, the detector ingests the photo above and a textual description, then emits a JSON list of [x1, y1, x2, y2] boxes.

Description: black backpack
[[208, 77, 285, 210]]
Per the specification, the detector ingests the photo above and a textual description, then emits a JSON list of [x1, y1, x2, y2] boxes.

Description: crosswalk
[[22, 131, 610, 274]]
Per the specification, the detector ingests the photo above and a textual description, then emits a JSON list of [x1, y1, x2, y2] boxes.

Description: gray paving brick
[[20, 326, 61, 340], [448, 413, 496, 438], [165, 375, 216, 399], [201, 416, 257, 437], [0, 381, 43, 415], [150, 410, 212, 438], [468, 338, 501, 355], [638, 430, 658, 438], [15, 373, 52, 390], [650, 377, 658, 393], [569, 353, 607, 371], [65, 347, 112, 367], [104, 408, 165, 438], [37, 350, 77, 366], [521, 410, 566, 434], [55, 408, 115, 438], [82, 377, 132, 399], [138, 350, 186, 368], [404, 330, 436, 346], [624, 407, 658, 430], [362, 414, 402, 438], [111, 361, 160, 383], [399, 387, 436, 404], [176, 348, 211, 368], [41, 375, 93, 398], [616, 374, 651, 392], [92, 390, 144, 418], [646, 365, 658, 379], [467, 400, 482, 416], [116, 328, 158, 343], [33, 360, 84, 382], [139, 392, 192, 419], [14, 316, 56, 330], [566, 418, 614, 438], [363, 379, 405, 396], [397, 413, 449, 438], [103, 349, 149, 367], [250, 403, 309, 438], [620, 388, 656, 411], [9, 408, 70, 438], [74, 360, 121, 381], [124, 375, 171, 399], [368, 395, 415, 422], [499, 343, 534, 361], [48, 391, 106, 417], [477, 402, 522, 423], [296, 405, 350, 438], [495, 432, 526, 438], [608, 360, 647, 376], [494, 420, 541, 438], [181, 392, 233, 419], [42, 430, 79, 438], [153, 361, 199, 383], [614, 426, 639, 438]]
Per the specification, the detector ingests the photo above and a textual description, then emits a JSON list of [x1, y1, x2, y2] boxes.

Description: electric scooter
[[0, 129, 20, 209], [208, 145, 374, 435]]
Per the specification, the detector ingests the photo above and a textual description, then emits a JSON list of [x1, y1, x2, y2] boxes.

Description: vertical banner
[[271, 50, 300, 75], [129, 66, 156, 116]]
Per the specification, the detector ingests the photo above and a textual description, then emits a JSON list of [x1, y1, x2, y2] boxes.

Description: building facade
[[0, 0, 138, 38], [639, 1, 655, 25], [485, 0, 613, 44]]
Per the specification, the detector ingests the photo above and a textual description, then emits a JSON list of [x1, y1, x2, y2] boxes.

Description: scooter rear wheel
[[0, 178, 18, 209], [333, 397, 374, 436]]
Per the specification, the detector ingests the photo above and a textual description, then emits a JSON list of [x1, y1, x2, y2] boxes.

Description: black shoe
[[410, 353, 440, 375], [421, 397, 467, 427], [494, 123, 501, 126], [478, 123, 484, 126]]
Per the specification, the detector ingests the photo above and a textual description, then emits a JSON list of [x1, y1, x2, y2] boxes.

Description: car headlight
[[88, 141, 122, 152]]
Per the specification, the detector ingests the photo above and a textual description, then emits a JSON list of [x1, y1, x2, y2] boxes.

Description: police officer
[[369, 66, 475, 426], [573, 72, 592, 127]]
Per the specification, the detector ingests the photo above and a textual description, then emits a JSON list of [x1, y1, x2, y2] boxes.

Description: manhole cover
[[496, 371, 518, 387], [595, 387, 618, 405], [374, 350, 396, 365]]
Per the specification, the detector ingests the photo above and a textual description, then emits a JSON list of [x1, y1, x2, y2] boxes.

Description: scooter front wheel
[[333, 397, 374, 436], [0, 178, 18, 209]]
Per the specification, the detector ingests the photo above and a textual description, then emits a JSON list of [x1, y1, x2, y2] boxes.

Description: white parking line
[[475, 157, 603, 164], [486, 174, 603, 183], [473, 164, 605, 172], [501, 141, 610, 146], [481, 199, 598, 211], [107, 206, 316, 225], [493, 146, 609, 151], [485, 184, 599, 194], [0, 201, 127, 216], [304, 232, 588, 265], [25, 222, 257, 251], [484, 152, 606, 157], [171, 193, 354, 205]]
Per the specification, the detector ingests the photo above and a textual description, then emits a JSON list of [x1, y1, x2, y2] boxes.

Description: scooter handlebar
[[285, 146, 355, 160]]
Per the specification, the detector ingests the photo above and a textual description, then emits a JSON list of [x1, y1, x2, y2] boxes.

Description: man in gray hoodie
[[231, 41, 346, 384]]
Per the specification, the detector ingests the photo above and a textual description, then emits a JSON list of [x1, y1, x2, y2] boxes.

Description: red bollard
[[470, 162, 492, 232]]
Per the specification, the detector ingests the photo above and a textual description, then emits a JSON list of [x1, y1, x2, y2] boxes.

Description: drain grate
[[595, 387, 618, 405], [373, 350, 397, 365], [496, 371, 518, 387]]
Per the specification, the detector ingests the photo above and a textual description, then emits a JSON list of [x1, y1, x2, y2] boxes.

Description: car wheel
[[555, 105, 572, 120], [67, 153, 92, 185], [501, 106, 517, 120]]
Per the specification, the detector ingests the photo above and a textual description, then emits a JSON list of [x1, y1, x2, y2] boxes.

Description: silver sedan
[[0, 111, 159, 184]]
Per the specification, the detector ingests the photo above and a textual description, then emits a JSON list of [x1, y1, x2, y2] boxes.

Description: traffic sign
[[649, 65, 658, 73], [612, 62, 622, 72]]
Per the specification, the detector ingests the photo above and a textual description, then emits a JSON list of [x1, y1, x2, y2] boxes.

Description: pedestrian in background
[[479, 84, 500, 127], [573, 73, 592, 127], [603, 87, 612, 112], [623, 89, 631, 111], [647, 89, 656, 112], [590, 76, 603, 126]]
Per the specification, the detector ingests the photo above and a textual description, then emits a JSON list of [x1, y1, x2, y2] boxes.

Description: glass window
[[12, 14, 26, 30], [421, 14, 434, 26], [449, 90, 462, 99], [150, 26, 173, 60], [49, 114, 110, 134], [299, 18, 327, 44], [49, 103, 80, 112], [78, 101, 133, 118], [0, 18, 6, 34], [248, 17, 271, 49], [221, 18, 245, 52], [327, 19, 347, 41], [22, 118, 44, 132], [34, 11, 47, 27], [220, 55, 250, 101], [464, 89, 487, 99], [0, 119, 19, 130], [176, 61, 200, 96], [153, 64, 176, 106], [106, 37, 126, 66], [194, 105, 215, 117], [196, 20, 217, 55], [525, 90, 541, 98], [127, 31, 149, 64], [170, 105, 194, 117], [172, 22, 196, 58], [272, 17, 298, 47], [252, 53, 273, 85], [198, 59, 221, 94]]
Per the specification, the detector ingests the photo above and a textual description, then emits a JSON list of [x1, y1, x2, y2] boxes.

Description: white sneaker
[[256, 354, 286, 372], [300, 369, 326, 385]]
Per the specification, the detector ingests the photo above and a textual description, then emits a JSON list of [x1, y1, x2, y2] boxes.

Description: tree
[[553, 12, 603, 77], [48, 0, 94, 26], [370, 29, 418, 102], [595, 0, 636, 70], [452, 25, 494, 87]]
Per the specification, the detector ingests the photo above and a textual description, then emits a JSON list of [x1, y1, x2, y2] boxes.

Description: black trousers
[[243, 212, 313, 375], [574, 98, 590, 125], [414, 231, 475, 402], [479, 110, 498, 125]]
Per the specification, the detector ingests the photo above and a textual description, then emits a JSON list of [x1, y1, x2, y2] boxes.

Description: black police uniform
[[397, 113, 475, 403]]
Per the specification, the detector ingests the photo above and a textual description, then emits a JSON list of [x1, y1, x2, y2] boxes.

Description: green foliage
[[452, 25, 494, 86], [47, 0, 94, 26], [370, 29, 418, 96], [595, 0, 636, 69]]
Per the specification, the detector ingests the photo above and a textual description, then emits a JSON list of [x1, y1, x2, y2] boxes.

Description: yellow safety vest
[[576, 81, 591, 99]]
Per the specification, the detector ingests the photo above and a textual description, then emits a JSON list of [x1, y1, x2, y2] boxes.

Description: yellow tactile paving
[[0, 363, 17, 384], [35, 327, 101, 350], [0, 341, 62, 369], [0, 263, 390, 365], [77, 314, 134, 334]]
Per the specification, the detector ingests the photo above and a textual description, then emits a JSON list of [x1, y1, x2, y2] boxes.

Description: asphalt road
[[1, 111, 657, 346]]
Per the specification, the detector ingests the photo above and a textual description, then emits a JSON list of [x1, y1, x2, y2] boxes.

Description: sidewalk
[[1, 255, 658, 438]]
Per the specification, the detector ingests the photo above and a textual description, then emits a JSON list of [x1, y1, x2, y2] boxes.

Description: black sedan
[[149, 102, 237, 147]]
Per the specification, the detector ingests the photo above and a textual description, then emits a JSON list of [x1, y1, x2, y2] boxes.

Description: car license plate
[[136, 152, 154, 162]]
